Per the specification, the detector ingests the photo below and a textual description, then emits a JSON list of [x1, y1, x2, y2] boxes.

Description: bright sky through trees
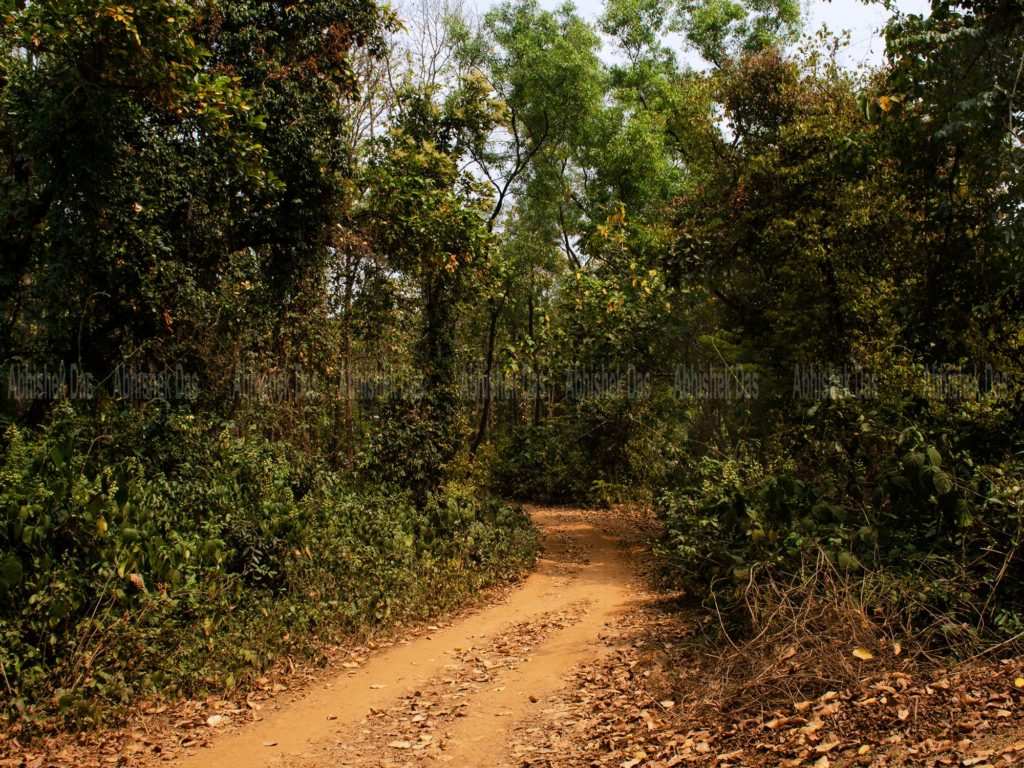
[[475, 0, 932, 66]]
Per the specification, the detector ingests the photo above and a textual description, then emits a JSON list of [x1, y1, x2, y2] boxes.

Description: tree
[[882, 0, 1024, 362], [360, 82, 498, 496], [451, 0, 605, 451], [0, 0, 391, 413]]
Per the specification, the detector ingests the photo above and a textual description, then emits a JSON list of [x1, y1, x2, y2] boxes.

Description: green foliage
[[2, 0, 1022, 731], [472, 0, 1024, 657], [657, 384, 1024, 647], [490, 421, 590, 503], [490, 386, 685, 505], [0, 0, 393, 374], [602, 0, 801, 66], [680, 0, 801, 65], [0, 403, 537, 725]]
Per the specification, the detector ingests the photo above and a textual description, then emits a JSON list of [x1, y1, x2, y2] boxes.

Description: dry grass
[[677, 550, 923, 716]]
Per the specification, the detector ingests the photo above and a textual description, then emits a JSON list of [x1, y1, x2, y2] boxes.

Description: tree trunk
[[470, 298, 501, 454], [342, 259, 356, 468]]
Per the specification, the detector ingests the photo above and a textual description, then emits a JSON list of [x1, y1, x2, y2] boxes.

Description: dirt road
[[171, 506, 643, 768], [28, 505, 1024, 768]]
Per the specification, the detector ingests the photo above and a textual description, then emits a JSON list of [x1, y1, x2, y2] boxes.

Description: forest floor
[[8, 506, 1024, 767]]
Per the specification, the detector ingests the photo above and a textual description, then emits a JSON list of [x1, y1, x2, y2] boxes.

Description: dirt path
[[17, 505, 1024, 768], [169, 506, 644, 768]]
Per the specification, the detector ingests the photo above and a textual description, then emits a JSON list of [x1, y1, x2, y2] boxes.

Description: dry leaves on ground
[[512, 600, 1024, 768]]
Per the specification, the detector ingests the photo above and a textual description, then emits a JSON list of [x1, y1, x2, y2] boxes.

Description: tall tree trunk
[[528, 285, 541, 426], [342, 258, 356, 468], [470, 297, 502, 454]]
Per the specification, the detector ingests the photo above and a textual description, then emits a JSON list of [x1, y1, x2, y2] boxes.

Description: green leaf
[[837, 551, 861, 571], [932, 471, 954, 496], [0, 554, 24, 592], [49, 443, 67, 468]]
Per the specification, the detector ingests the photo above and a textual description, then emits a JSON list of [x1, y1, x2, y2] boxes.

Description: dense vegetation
[[1, 0, 1022, 730], [0, 0, 538, 726]]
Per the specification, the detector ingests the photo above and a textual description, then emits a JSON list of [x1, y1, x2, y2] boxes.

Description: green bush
[[0, 403, 537, 727], [489, 421, 590, 502], [489, 389, 684, 505], [656, 394, 1024, 649]]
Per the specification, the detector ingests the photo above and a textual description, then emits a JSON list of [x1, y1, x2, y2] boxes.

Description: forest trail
[[170, 506, 645, 768]]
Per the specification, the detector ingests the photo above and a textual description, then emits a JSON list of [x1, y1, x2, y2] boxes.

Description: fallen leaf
[[765, 715, 803, 729], [817, 702, 840, 717], [963, 753, 993, 766], [801, 719, 824, 736], [853, 647, 874, 661]]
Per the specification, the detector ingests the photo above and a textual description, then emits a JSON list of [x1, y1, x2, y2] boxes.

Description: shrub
[[0, 402, 537, 727], [656, 394, 1024, 652]]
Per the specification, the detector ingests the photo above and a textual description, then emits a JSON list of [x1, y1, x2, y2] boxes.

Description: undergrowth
[[0, 402, 538, 731]]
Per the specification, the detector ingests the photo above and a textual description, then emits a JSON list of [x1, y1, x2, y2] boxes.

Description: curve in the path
[[170, 506, 639, 768]]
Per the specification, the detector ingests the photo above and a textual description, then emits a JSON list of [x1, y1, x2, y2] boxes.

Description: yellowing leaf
[[1014, 677, 1024, 688], [853, 647, 874, 661]]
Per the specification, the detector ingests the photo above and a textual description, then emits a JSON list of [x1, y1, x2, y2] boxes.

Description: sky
[[801, 0, 931, 67], [471, 0, 934, 69]]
